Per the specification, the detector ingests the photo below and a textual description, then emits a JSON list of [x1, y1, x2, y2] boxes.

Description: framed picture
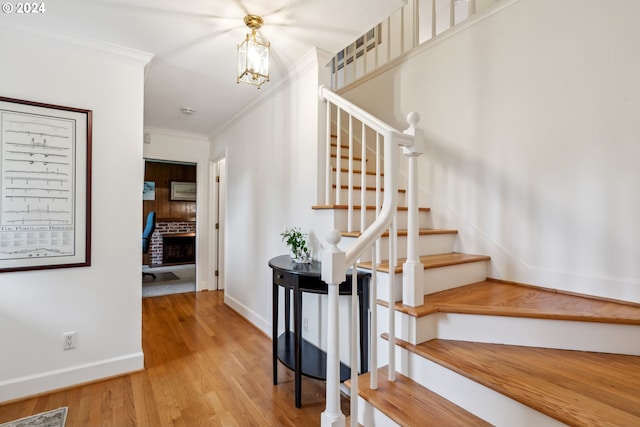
[[143, 181, 155, 200], [0, 97, 92, 272], [170, 181, 196, 201]]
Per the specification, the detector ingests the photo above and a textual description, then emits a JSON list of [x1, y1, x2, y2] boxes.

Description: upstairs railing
[[318, 86, 423, 427], [331, 0, 494, 90]]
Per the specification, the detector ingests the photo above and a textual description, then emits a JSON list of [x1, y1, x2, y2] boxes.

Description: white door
[[210, 157, 226, 290]]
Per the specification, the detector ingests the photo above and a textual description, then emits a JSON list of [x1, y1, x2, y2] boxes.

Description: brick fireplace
[[150, 221, 196, 265]]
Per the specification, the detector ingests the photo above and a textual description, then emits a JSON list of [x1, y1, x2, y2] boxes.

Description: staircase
[[314, 87, 640, 426]]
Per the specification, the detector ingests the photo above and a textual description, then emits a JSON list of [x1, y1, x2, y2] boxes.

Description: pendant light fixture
[[237, 14, 270, 89]]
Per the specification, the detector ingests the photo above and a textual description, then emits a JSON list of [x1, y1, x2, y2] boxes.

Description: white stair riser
[[335, 170, 379, 186], [342, 233, 457, 262], [373, 261, 488, 303], [376, 306, 640, 354], [332, 156, 365, 170], [424, 313, 640, 355], [332, 188, 406, 207], [331, 143, 378, 161], [331, 209, 430, 231], [392, 345, 566, 427], [356, 395, 399, 427], [424, 262, 488, 295]]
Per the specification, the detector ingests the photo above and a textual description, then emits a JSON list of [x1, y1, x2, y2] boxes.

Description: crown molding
[[144, 126, 209, 142], [0, 24, 154, 67]]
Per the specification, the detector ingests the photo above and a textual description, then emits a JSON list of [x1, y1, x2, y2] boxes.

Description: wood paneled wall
[[143, 161, 197, 222]]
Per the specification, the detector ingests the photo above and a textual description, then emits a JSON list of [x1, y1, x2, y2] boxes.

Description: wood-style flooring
[[0, 291, 349, 426]]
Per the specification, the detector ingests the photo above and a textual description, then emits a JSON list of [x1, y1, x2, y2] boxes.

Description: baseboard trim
[[224, 293, 271, 337], [0, 351, 144, 404]]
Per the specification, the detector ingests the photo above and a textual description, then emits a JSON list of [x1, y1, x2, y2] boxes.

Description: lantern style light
[[237, 15, 270, 89]]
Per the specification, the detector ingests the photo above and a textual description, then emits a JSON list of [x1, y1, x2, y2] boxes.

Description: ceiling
[[4, 0, 405, 136]]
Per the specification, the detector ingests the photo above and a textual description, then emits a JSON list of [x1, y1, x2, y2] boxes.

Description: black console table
[[269, 255, 370, 408]]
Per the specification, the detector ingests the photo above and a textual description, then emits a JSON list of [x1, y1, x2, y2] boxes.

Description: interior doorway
[[210, 157, 226, 290], [142, 159, 197, 297]]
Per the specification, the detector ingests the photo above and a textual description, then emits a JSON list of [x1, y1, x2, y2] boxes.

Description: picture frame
[[143, 181, 155, 200], [170, 181, 196, 201], [0, 96, 92, 272]]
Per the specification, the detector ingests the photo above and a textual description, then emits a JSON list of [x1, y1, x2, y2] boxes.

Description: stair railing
[[319, 85, 422, 427], [331, 0, 481, 90]]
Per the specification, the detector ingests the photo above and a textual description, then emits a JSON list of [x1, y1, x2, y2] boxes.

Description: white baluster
[[360, 123, 367, 233], [470, 0, 477, 15], [386, 16, 391, 62], [335, 108, 342, 205], [347, 115, 354, 232], [376, 133, 382, 217], [350, 261, 358, 427], [432, 0, 437, 38], [399, 3, 405, 55], [450, 0, 455, 27], [387, 220, 396, 382], [374, 24, 379, 69], [321, 230, 346, 427], [351, 41, 357, 84], [325, 101, 332, 205], [370, 243, 378, 390], [411, 0, 419, 49]]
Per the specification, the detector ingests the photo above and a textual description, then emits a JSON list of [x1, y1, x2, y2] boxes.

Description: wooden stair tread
[[342, 228, 458, 238], [359, 252, 489, 274], [312, 204, 430, 212], [389, 338, 640, 427], [332, 184, 406, 193], [393, 279, 640, 324], [346, 366, 491, 427]]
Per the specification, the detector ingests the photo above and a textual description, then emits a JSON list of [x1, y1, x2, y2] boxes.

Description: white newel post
[[402, 112, 425, 307], [321, 230, 346, 427]]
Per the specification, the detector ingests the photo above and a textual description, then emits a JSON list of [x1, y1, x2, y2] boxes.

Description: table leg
[[273, 281, 278, 385], [294, 283, 302, 408]]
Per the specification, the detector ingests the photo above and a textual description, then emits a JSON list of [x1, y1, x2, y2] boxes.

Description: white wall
[[0, 31, 152, 401], [142, 128, 211, 290], [342, 0, 640, 303], [210, 49, 335, 335]]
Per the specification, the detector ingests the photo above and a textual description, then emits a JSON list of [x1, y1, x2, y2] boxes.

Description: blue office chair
[[142, 211, 156, 280]]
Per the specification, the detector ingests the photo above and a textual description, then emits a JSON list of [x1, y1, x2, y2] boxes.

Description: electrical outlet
[[303, 317, 309, 333], [63, 331, 77, 351]]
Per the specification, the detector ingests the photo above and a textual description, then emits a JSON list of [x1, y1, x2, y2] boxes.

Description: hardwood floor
[[0, 291, 349, 426]]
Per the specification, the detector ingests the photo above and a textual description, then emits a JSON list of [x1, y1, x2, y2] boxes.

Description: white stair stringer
[[393, 344, 567, 427], [376, 305, 640, 354]]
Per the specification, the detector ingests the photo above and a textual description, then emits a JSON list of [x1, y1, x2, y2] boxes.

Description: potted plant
[[281, 226, 310, 263]]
